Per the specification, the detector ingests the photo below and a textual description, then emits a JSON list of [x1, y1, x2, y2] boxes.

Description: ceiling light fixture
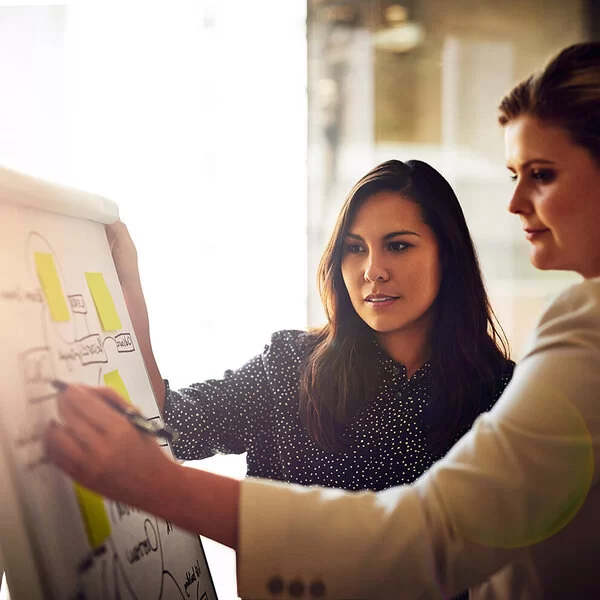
[[372, 4, 425, 53]]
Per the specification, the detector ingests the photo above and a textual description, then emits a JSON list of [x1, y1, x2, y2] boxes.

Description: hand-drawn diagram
[[0, 209, 217, 600]]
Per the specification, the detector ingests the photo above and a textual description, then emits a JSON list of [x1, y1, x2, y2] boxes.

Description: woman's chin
[[530, 248, 556, 272], [530, 254, 571, 273]]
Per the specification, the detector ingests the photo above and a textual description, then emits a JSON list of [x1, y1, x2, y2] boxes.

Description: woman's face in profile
[[505, 115, 600, 278], [340, 191, 440, 344]]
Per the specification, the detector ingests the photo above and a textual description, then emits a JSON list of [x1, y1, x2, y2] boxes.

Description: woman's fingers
[[52, 383, 147, 466], [46, 419, 121, 493], [57, 384, 125, 433], [105, 220, 135, 256], [55, 391, 109, 448], [46, 381, 174, 508], [45, 421, 90, 482], [105, 220, 140, 285], [47, 383, 161, 495], [88, 385, 138, 413]]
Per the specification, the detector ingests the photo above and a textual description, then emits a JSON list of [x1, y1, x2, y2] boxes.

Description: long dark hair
[[299, 159, 510, 454]]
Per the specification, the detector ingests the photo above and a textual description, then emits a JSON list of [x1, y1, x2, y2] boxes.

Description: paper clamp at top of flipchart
[[0, 165, 120, 225]]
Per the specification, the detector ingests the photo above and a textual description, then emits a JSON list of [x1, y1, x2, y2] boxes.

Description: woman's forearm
[[132, 293, 166, 411], [146, 461, 241, 549], [122, 281, 166, 410], [106, 221, 166, 410]]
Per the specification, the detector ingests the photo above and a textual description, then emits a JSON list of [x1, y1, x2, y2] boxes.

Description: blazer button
[[310, 580, 326, 597], [289, 579, 305, 597], [267, 576, 284, 595]]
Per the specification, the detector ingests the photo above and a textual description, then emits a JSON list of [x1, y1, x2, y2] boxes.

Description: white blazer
[[237, 278, 600, 599]]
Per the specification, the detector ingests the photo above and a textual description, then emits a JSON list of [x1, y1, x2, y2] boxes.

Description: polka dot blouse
[[164, 330, 514, 491]]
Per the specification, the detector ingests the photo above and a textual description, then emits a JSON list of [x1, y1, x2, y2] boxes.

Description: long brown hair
[[498, 42, 600, 162], [299, 159, 510, 454]]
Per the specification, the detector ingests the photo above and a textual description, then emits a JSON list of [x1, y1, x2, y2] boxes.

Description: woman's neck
[[376, 325, 431, 379]]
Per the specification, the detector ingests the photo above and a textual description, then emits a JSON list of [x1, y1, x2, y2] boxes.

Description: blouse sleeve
[[236, 279, 600, 599], [163, 330, 302, 461]]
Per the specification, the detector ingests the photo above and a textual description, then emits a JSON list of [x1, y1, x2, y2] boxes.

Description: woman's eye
[[531, 169, 555, 183], [509, 173, 518, 182], [345, 243, 363, 254], [388, 241, 409, 252]]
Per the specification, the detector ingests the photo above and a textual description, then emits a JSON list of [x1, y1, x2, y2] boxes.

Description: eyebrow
[[506, 158, 556, 170], [346, 231, 422, 241]]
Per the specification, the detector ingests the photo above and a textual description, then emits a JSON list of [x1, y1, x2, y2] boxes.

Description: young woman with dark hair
[[105, 158, 512, 496], [302, 159, 511, 458]]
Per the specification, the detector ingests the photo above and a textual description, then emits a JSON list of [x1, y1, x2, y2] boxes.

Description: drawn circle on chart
[[108, 510, 165, 599]]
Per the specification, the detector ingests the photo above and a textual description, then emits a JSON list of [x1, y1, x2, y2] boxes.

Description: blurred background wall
[[308, 0, 594, 357]]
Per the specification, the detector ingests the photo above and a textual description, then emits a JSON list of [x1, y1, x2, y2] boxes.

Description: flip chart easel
[[0, 166, 218, 600]]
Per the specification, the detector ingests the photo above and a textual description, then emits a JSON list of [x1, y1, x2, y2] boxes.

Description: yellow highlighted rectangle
[[85, 272, 122, 331], [73, 482, 111, 549], [34, 253, 70, 322], [103, 369, 132, 403]]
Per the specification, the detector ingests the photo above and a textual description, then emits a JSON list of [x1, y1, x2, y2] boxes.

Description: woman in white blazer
[[46, 42, 600, 599]]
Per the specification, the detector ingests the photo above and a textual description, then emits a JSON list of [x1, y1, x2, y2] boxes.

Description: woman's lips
[[365, 295, 399, 308], [524, 228, 550, 241]]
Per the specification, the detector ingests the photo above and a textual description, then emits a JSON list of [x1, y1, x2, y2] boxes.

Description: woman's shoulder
[[261, 329, 318, 363], [483, 357, 516, 410], [498, 357, 516, 378], [268, 329, 310, 343], [526, 277, 600, 352], [267, 329, 316, 349], [496, 358, 516, 389], [544, 277, 600, 318]]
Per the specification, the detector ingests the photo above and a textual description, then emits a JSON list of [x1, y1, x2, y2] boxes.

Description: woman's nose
[[364, 255, 390, 282], [508, 181, 532, 215]]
